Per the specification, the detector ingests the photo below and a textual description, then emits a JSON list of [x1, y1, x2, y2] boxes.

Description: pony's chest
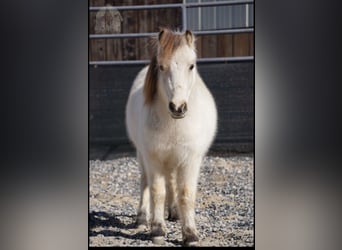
[[142, 106, 205, 152], [145, 124, 191, 165], [144, 115, 196, 150]]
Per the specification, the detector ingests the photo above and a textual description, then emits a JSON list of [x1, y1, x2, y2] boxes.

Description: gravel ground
[[89, 152, 254, 247]]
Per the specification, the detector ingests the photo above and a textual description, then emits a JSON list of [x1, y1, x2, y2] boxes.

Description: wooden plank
[[90, 0, 105, 7], [103, 2, 123, 60], [233, 33, 249, 57], [108, 38, 123, 60], [91, 0, 108, 61], [196, 36, 203, 58], [121, 0, 137, 60], [92, 39, 106, 61], [200, 35, 217, 58], [249, 33, 254, 56], [89, 11, 95, 61], [138, 2, 148, 60], [217, 34, 233, 57], [136, 0, 155, 60]]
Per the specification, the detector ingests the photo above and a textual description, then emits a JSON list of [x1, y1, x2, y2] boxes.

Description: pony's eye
[[159, 65, 164, 71], [189, 64, 194, 70]]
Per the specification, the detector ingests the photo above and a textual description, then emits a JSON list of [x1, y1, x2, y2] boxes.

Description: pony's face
[[157, 30, 197, 119]]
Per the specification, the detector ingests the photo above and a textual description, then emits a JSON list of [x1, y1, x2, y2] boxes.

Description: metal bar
[[197, 56, 254, 62], [89, 60, 149, 65], [198, 0, 202, 30], [182, 2, 187, 31], [89, 28, 254, 39], [185, 0, 254, 8], [245, 4, 249, 27], [89, 4, 181, 11], [213, 4, 217, 29], [89, 56, 254, 66], [89, 1, 254, 11], [194, 28, 253, 35], [89, 33, 157, 39]]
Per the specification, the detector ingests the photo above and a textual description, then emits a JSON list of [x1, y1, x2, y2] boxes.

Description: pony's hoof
[[151, 221, 166, 244], [137, 224, 148, 231], [183, 236, 200, 247], [182, 227, 199, 247], [167, 208, 179, 221], [184, 240, 200, 247], [135, 214, 149, 228], [152, 236, 165, 245], [151, 222, 166, 234], [167, 214, 179, 221]]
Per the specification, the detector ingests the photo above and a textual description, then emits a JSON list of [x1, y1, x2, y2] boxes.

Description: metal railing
[[89, 0, 254, 65]]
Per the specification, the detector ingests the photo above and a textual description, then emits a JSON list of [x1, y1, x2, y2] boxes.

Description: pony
[[125, 28, 217, 246]]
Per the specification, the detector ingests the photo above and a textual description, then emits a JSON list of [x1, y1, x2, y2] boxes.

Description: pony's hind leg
[[166, 170, 179, 221], [136, 151, 150, 228]]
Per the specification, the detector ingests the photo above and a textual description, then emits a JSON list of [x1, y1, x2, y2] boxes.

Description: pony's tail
[[144, 56, 158, 105]]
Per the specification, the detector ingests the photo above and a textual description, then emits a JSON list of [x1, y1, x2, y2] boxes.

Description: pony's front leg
[[177, 159, 201, 246], [136, 152, 150, 228], [149, 169, 167, 244], [166, 170, 179, 221]]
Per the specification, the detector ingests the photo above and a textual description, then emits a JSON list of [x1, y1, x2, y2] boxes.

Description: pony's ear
[[185, 30, 195, 47], [158, 28, 166, 42]]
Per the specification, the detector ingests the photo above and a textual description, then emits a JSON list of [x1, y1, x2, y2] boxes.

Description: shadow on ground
[[89, 211, 149, 241], [89, 211, 183, 246]]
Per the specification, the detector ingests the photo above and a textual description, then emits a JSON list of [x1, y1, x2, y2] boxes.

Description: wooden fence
[[89, 0, 254, 61]]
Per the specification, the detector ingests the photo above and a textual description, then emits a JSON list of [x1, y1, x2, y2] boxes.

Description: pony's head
[[144, 28, 197, 119]]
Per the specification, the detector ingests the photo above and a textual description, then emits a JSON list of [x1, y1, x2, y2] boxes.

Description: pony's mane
[[143, 28, 189, 105]]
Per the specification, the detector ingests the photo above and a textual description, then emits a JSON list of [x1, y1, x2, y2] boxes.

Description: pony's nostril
[[169, 102, 177, 113], [169, 102, 187, 115], [178, 103, 187, 114]]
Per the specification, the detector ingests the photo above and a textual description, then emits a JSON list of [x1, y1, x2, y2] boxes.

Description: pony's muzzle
[[169, 102, 187, 119]]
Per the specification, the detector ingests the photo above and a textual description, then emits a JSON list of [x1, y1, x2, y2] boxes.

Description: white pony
[[125, 28, 217, 246]]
